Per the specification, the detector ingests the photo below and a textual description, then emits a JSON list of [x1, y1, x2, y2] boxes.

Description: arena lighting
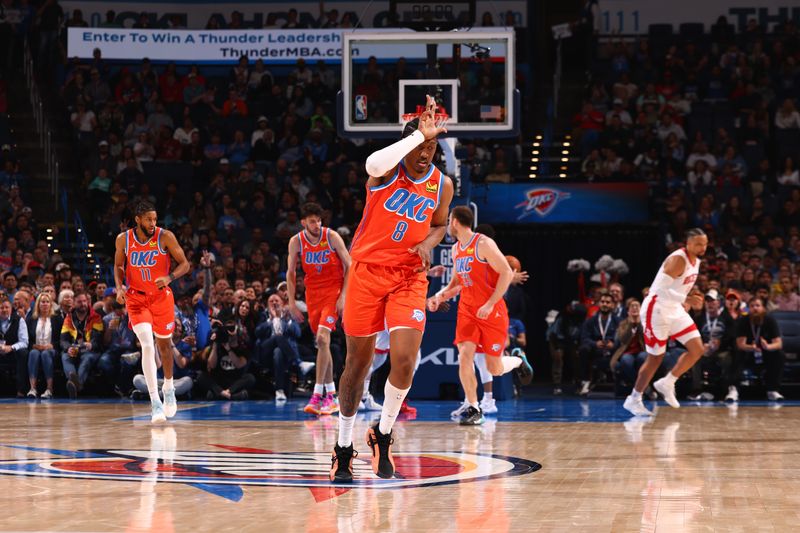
[[532, 150, 539, 155], [88, 243, 94, 248], [535, 134, 542, 139], [77, 228, 81, 233], [530, 166, 538, 171], [532, 158, 539, 162], [559, 173, 567, 178], [561, 150, 569, 155], [529, 174, 537, 178], [532, 142, 540, 147], [560, 166, 567, 170], [46, 236, 53, 241], [46, 228, 52, 233], [563, 141, 571, 147], [564, 134, 571, 139], [561, 157, 569, 162]]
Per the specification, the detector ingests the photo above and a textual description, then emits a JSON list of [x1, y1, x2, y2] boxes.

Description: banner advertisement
[[473, 182, 649, 224], [61, 0, 526, 33], [67, 27, 506, 63], [598, 0, 800, 35]]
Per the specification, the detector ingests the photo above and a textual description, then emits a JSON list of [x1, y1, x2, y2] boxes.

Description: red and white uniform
[[297, 228, 344, 334], [344, 162, 445, 336], [124, 226, 175, 338], [640, 248, 701, 355], [452, 233, 509, 357]]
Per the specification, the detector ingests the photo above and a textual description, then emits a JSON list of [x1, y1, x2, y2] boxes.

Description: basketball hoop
[[401, 104, 450, 125]]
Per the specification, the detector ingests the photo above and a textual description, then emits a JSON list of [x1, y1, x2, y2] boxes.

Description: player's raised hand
[[417, 94, 448, 141], [116, 286, 127, 305], [199, 249, 213, 268]]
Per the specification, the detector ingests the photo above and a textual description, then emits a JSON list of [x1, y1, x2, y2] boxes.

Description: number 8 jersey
[[125, 226, 171, 295], [350, 161, 444, 269]]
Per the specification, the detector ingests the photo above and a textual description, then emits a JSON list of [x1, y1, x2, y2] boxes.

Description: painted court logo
[[514, 188, 571, 220], [0, 445, 541, 502]]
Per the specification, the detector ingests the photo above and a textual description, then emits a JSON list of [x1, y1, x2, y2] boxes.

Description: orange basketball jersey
[[350, 161, 444, 269], [453, 233, 504, 311], [297, 227, 344, 291], [125, 226, 171, 295]]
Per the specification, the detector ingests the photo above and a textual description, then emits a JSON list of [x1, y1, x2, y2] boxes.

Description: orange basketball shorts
[[306, 286, 341, 334], [454, 302, 509, 357], [125, 287, 176, 338], [343, 260, 429, 337]]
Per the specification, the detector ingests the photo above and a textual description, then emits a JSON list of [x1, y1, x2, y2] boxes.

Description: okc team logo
[[514, 188, 571, 220], [325, 316, 335, 324], [411, 309, 425, 322], [491, 343, 502, 352], [0, 445, 540, 502]]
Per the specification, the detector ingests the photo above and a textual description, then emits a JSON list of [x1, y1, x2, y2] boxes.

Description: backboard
[[338, 29, 519, 139]]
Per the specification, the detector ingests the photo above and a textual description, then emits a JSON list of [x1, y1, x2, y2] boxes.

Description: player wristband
[[168, 273, 175, 282]]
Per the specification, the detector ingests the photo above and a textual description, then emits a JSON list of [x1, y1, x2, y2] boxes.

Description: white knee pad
[[475, 353, 493, 384], [132, 322, 155, 353]]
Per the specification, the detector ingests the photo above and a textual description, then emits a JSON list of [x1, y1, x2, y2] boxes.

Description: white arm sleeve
[[652, 271, 686, 304], [365, 130, 425, 177]]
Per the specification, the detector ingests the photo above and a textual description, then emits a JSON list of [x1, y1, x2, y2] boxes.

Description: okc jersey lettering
[[455, 256, 474, 287], [304, 250, 331, 265], [129, 250, 159, 267], [383, 189, 436, 223]]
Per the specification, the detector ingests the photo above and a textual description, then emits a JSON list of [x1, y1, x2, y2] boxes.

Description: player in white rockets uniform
[[624, 228, 708, 416]]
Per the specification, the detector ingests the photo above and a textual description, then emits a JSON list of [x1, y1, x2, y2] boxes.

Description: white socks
[[630, 389, 642, 400], [313, 384, 324, 396], [325, 382, 336, 395], [664, 372, 678, 384], [337, 413, 355, 447], [162, 377, 174, 392], [483, 392, 493, 401], [379, 380, 410, 435], [501, 355, 522, 374]]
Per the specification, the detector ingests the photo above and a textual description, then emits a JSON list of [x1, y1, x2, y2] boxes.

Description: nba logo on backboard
[[355, 95, 368, 121]]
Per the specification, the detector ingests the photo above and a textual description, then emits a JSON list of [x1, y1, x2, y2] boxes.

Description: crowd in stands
[[0, 3, 527, 400], [556, 17, 800, 399]]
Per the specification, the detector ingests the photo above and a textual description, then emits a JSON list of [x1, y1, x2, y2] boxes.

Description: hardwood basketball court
[[0, 398, 798, 532]]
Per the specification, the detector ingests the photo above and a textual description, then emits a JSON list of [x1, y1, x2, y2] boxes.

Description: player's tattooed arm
[[158, 230, 191, 289], [409, 175, 454, 273], [113, 232, 128, 305]]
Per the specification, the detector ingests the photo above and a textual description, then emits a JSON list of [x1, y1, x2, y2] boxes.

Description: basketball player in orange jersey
[[623, 228, 708, 417], [114, 201, 191, 423], [287, 202, 351, 416], [427, 206, 533, 426], [330, 96, 453, 482]]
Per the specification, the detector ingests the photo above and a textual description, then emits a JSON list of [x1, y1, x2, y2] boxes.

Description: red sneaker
[[399, 400, 416, 416]]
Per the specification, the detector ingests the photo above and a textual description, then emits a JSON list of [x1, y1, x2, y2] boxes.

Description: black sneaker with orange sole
[[366, 424, 395, 479], [330, 444, 357, 483]]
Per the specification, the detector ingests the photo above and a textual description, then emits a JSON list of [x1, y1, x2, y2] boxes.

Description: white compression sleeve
[[133, 323, 160, 403], [475, 353, 493, 385], [365, 130, 425, 177]]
